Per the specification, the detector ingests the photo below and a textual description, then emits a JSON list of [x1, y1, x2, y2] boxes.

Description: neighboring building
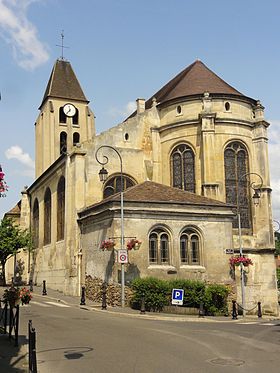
[[6, 58, 278, 314]]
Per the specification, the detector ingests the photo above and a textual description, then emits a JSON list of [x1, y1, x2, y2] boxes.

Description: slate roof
[[80, 181, 230, 216], [39, 59, 88, 109], [126, 60, 250, 120]]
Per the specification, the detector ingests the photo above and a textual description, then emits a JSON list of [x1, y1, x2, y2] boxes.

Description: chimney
[[136, 98, 145, 114]]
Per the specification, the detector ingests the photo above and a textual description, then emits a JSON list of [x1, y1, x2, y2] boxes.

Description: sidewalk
[[28, 285, 280, 324], [0, 287, 28, 372]]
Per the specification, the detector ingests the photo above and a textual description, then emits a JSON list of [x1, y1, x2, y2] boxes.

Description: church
[[6, 58, 278, 314]]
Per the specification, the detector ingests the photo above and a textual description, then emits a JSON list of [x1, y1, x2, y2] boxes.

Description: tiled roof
[[39, 59, 88, 109], [6, 201, 21, 215], [112, 181, 228, 205], [126, 60, 247, 120], [82, 181, 229, 214]]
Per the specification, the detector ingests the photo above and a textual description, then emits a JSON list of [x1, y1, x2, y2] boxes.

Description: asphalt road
[[18, 296, 280, 373]]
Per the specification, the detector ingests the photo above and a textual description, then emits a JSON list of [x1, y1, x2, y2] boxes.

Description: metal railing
[[28, 320, 37, 373], [0, 299, 19, 346]]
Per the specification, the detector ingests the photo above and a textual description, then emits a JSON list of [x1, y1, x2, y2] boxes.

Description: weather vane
[[56, 30, 69, 60]]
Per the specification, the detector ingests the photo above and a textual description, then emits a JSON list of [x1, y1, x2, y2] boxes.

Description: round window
[[177, 105, 182, 114]]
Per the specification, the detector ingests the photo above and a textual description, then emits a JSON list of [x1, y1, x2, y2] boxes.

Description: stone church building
[[6, 58, 278, 314]]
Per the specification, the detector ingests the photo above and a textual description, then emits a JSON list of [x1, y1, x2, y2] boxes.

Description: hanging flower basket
[[229, 256, 253, 267], [126, 239, 142, 251], [100, 239, 115, 251], [0, 166, 8, 197], [19, 287, 32, 305]]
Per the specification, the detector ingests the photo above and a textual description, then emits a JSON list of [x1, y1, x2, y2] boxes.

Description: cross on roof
[[56, 30, 69, 60]]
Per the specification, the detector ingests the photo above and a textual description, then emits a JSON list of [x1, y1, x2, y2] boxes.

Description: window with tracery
[[149, 228, 170, 264], [103, 175, 136, 199], [224, 142, 250, 229], [57, 177, 65, 241], [60, 132, 67, 154], [33, 199, 39, 248], [180, 228, 200, 265], [44, 188, 51, 245], [171, 144, 195, 193]]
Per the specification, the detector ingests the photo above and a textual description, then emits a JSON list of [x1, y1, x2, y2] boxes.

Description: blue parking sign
[[172, 288, 184, 305]]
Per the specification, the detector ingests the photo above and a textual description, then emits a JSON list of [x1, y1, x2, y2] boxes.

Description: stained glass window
[[224, 142, 250, 229], [171, 144, 195, 192], [103, 175, 136, 199]]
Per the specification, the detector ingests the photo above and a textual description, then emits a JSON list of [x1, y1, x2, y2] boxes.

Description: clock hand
[[67, 106, 71, 114]]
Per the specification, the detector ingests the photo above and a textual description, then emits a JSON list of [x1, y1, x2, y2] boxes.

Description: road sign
[[117, 249, 128, 264], [171, 288, 184, 305]]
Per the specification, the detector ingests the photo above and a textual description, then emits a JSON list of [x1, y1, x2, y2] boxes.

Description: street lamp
[[95, 145, 125, 307], [237, 172, 263, 317]]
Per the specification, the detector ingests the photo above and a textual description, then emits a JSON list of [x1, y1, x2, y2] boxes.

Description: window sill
[[180, 265, 206, 271], [148, 265, 176, 269]]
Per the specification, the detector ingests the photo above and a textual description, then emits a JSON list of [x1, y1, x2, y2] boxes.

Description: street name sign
[[171, 288, 184, 305]]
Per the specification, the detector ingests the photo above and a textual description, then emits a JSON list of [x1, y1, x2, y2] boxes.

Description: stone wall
[[85, 275, 134, 307]]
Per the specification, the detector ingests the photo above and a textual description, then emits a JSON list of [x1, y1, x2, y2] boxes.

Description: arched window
[[103, 175, 136, 199], [149, 228, 170, 264], [60, 132, 67, 154], [180, 228, 200, 265], [72, 108, 79, 125], [73, 132, 80, 146], [57, 176, 65, 241], [59, 107, 67, 123], [171, 144, 195, 193], [224, 142, 250, 229], [33, 199, 39, 248], [44, 188, 51, 245]]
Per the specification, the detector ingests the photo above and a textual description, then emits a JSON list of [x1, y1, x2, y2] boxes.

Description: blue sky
[[0, 0, 280, 225]]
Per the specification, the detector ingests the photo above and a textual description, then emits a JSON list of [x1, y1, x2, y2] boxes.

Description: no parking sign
[[117, 249, 128, 264]]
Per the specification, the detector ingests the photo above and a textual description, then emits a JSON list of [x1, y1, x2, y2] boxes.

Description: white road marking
[[31, 301, 51, 307], [45, 301, 70, 308]]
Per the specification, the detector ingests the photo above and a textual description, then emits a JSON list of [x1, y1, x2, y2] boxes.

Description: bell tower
[[35, 59, 95, 177]]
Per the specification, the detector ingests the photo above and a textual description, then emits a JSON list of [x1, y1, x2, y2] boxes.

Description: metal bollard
[[257, 301, 262, 318], [29, 279, 33, 292], [232, 300, 238, 320], [198, 302, 205, 317], [80, 286, 86, 306], [140, 296, 146, 314], [42, 280, 47, 296], [102, 282, 107, 310]]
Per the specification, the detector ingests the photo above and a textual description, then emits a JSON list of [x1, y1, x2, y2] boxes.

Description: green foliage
[[130, 277, 169, 311], [130, 277, 229, 315], [275, 237, 280, 256], [0, 217, 32, 285], [168, 279, 205, 307], [276, 268, 280, 288], [203, 284, 230, 315]]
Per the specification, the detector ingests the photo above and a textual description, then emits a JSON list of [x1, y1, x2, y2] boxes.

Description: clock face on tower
[[63, 103, 76, 117]]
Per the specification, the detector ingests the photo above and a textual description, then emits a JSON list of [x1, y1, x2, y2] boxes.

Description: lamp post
[[237, 172, 263, 317], [95, 145, 125, 308]]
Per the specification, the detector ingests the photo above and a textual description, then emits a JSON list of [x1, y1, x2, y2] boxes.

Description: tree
[[0, 217, 31, 286]]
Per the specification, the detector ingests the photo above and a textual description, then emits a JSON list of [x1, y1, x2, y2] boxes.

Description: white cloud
[[5, 145, 35, 172], [0, 0, 49, 70], [108, 101, 137, 120]]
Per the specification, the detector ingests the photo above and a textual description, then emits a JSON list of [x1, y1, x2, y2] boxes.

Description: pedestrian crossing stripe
[[30, 301, 50, 307], [45, 301, 70, 308]]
